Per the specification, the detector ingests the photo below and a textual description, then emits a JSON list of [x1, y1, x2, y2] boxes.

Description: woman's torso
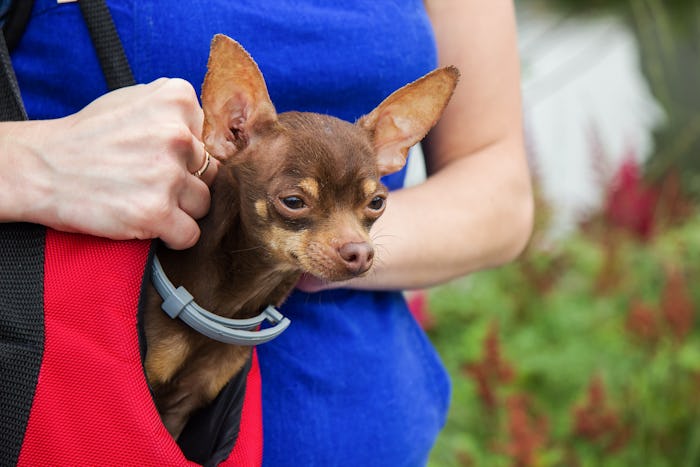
[[12, 1, 450, 465]]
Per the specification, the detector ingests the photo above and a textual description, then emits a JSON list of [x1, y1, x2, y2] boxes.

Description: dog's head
[[201, 34, 458, 282]]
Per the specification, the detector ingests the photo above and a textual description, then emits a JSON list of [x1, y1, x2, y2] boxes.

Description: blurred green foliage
[[426, 207, 700, 466]]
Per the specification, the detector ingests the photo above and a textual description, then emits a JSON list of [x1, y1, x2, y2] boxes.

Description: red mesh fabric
[[223, 350, 263, 467], [17, 231, 262, 466]]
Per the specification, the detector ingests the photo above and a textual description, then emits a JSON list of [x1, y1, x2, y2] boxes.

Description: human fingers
[[197, 151, 219, 187], [148, 78, 204, 139], [187, 138, 219, 187], [158, 208, 202, 250], [26, 80, 213, 245], [178, 175, 211, 221]]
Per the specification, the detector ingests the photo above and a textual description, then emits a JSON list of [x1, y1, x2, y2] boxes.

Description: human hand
[[12, 78, 218, 249]]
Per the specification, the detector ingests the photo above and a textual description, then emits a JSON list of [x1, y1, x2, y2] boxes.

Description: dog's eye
[[368, 196, 385, 211], [282, 196, 306, 210]]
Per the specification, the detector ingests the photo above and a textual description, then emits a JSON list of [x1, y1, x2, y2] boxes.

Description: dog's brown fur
[[143, 34, 458, 438]]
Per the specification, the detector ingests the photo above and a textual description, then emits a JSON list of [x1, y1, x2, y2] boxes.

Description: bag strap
[[0, 32, 26, 121], [0, 0, 135, 120], [0, 0, 34, 120], [0, 4, 44, 463], [78, 0, 136, 90], [2, 0, 34, 52], [0, 222, 46, 466]]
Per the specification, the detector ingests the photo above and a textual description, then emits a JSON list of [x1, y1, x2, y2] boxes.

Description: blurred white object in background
[[404, 143, 426, 188], [518, 9, 666, 235]]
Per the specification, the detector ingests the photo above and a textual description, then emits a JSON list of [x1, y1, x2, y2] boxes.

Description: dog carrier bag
[[0, 1, 263, 465]]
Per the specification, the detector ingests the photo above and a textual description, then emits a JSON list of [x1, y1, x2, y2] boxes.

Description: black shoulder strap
[[0, 0, 135, 120], [0, 0, 33, 119], [2, 0, 34, 52], [0, 1, 134, 464], [0, 32, 26, 121], [78, 0, 136, 90], [0, 4, 44, 465], [0, 222, 45, 466]]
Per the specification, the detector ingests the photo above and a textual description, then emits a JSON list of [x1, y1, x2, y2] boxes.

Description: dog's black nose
[[338, 242, 374, 275]]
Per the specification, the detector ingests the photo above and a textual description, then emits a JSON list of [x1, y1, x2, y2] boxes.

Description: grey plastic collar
[[151, 255, 291, 346]]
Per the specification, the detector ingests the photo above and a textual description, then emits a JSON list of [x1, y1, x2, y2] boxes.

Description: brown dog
[[143, 34, 458, 439]]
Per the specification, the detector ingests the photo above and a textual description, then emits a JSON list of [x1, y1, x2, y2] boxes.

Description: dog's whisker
[[373, 242, 391, 257], [228, 245, 266, 255], [371, 232, 398, 243], [373, 256, 388, 269]]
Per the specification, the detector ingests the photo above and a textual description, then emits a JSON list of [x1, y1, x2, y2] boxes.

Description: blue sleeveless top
[[12, 1, 450, 465]]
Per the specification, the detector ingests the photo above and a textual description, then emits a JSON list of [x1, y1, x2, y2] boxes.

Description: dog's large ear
[[202, 34, 278, 160], [358, 67, 459, 176]]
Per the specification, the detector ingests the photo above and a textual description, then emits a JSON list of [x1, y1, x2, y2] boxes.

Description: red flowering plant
[[603, 156, 659, 240]]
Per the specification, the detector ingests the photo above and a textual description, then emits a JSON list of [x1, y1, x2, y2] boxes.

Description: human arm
[[0, 78, 218, 250], [299, 0, 533, 291]]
